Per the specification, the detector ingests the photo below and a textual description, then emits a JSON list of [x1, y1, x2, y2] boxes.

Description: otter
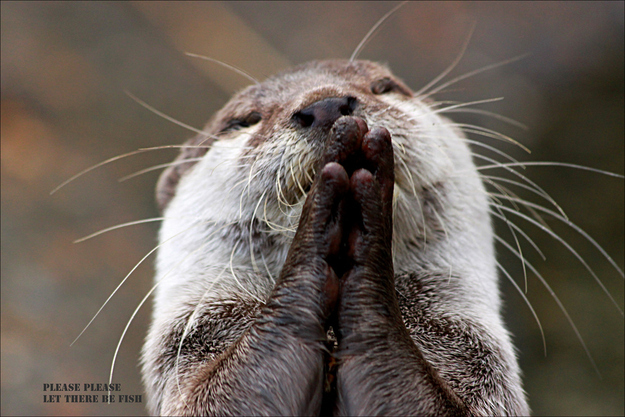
[[141, 59, 529, 415]]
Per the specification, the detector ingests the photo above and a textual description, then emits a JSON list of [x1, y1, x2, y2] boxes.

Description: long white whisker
[[262, 195, 295, 234], [494, 203, 624, 315], [139, 145, 215, 151], [396, 155, 427, 244], [430, 97, 505, 117], [240, 160, 261, 218], [493, 195, 625, 281], [443, 107, 528, 130], [275, 165, 293, 210], [108, 219, 242, 391], [471, 154, 568, 220], [71, 219, 212, 347], [249, 190, 268, 275], [464, 139, 522, 166], [425, 54, 531, 98], [125, 91, 215, 138], [489, 208, 546, 261], [452, 123, 531, 154], [229, 241, 263, 304], [290, 161, 307, 197], [482, 174, 560, 228], [476, 161, 625, 178], [489, 180, 552, 231], [118, 158, 204, 182], [50, 146, 193, 195], [495, 235, 600, 376], [74, 218, 165, 243], [108, 278, 158, 401], [415, 22, 476, 96], [350, 1, 409, 61], [488, 190, 529, 292], [495, 258, 547, 356], [185, 53, 260, 85]]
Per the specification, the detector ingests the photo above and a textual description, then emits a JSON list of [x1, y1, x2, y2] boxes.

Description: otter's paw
[[273, 116, 375, 320], [337, 125, 401, 338], [273, 162, 348, 321]]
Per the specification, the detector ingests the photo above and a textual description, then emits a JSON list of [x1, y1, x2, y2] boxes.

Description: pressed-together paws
[[273, 115, 396, 330], [335, 123, 399, 341], [274, 116, 373, 320]]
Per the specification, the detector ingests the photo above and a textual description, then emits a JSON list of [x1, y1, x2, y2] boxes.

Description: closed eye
[[223, 111, 262, 132], [371, 77, 411, 96]]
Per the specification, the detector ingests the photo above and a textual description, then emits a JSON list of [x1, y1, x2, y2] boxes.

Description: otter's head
[[155, 59, 495, 293], [156, 60, 414, 211]]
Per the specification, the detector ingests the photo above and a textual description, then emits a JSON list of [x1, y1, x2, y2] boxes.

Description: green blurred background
[[1, 2, 623, 415]]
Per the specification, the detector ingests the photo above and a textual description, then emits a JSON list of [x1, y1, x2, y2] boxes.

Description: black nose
[[293, 96, 357, 129]]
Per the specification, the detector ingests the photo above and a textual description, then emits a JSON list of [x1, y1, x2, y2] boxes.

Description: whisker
[[139, 144, 243, 151], [208, 154, 254, 179], [482, 175, 559, 228], [227, 171, 260, 201], [452, 123, 531, 154], [109, 276, 158, 399], [249, 190, 268, 275], [274, 155, 300, 210], [50, 146, 188, 195], [477, 161, 625, 178], [74, 218, 165, 243], [229, 241, 264, 304], [262, 196, 295, 234], [430, 200, 452, 282], [430, 97, 505, 117], [493, 196, 625, 281], [125, 91, 215, 138], [240, 160, 261, 218], [424, 53, 531, 98], [275, 166, 289, 209], [71, 219, 214, 347], [108, 219, 242, 390], [488, 190, 529, 292], [290, 157, 307, 198], [494, 203, 624, 315], [489, 208, 546, 261], [350, 1, 409, 62], [185, 53, 260, 85], [300, 151, 314, 184], [261, 251, 276, 286], [443, 107, 528, 130], [395, 155, 427, 244], [495, 258, 547, 356], [485, 175, 552, 232], [495, 181, 551, 231], [449, 192, 547, 355], [118, 158, 204, 182], [495, 235, 600, 376], [464, 139, 522, 166], [471, 154, 568, 220], [415, 22, 476, 97]]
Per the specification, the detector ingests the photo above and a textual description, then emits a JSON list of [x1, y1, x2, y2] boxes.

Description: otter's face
[[156, 59, 491, 282], [157, 60, 413, 210]]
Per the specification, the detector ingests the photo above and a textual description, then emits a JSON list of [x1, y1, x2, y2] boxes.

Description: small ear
[[156, 133, 214, 213]]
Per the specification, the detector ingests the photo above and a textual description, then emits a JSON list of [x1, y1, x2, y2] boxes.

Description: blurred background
[[1, 2, 623, 415]]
